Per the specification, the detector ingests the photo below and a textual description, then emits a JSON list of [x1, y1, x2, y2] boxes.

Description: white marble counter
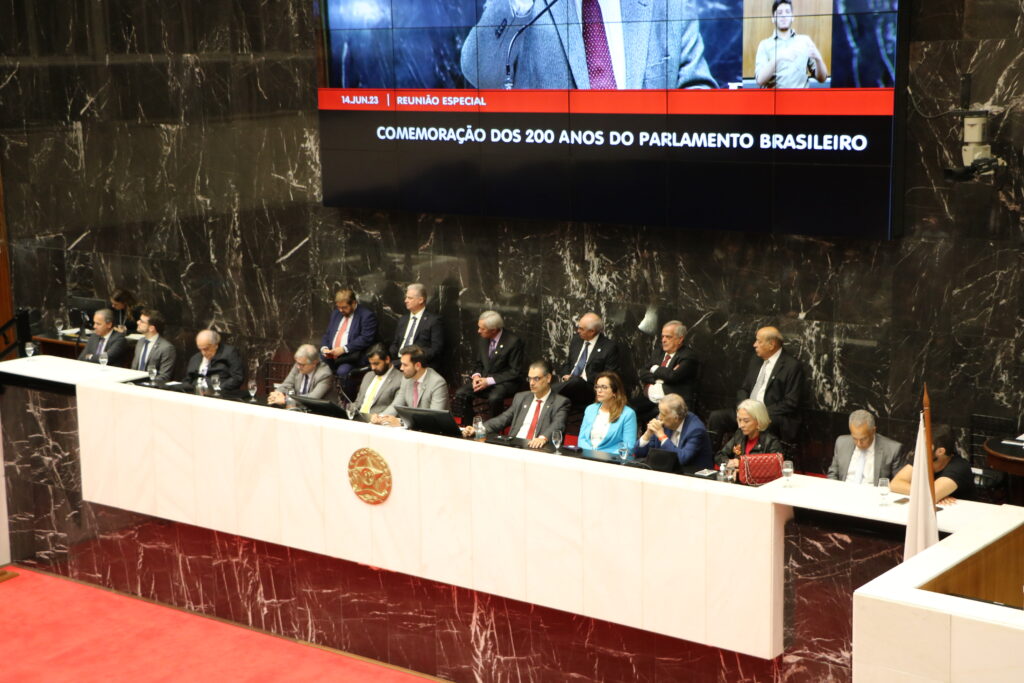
[[759, 474, 997, 533], [75, 380, 789, 659], [0, 355, 148, 385]]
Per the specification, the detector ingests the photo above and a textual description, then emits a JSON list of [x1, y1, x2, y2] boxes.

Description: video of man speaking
[[323, 0, 899, 92]]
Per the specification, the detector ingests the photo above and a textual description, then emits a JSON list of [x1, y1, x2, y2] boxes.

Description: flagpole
[[922, 383, 936, 505]]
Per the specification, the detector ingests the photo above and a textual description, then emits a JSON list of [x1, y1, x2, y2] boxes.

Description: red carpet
[[0, 566, 433, 682]]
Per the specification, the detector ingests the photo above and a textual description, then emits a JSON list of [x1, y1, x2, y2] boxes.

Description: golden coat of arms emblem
[[348, 448, 392, 505]]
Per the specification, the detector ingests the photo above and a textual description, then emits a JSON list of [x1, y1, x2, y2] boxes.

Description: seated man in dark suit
[[389, 283, 443, 368], [551, 312, 621, 409], [636, 394, 713, 470], [708, 326, 804, 444], [353, 344, 403, 416], [183, 330, 244, 391], [630, 321, 699, 425], [77, 308, 129, 365], [827, 410, 903, 485], [130, 309, 176, 380], [462, 359, 570, 449], [453, 310, 526, 422], [320, 288, 377, 382], [267, 344, 334, 407]]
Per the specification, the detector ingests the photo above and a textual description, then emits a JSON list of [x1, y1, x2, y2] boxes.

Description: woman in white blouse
[[577, 372, 638, 454]]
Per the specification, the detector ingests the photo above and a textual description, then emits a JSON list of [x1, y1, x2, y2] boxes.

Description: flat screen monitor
[[294, 395, 350, 418], [317, 0, 908, 239], [395, 406, 463, 438]]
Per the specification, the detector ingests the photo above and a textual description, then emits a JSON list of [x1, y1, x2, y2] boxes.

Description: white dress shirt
[[845, 440, 876, 485], [752, 348, 782, 404]]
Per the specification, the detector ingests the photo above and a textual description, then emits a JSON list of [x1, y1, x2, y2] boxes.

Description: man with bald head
[[183, 329, 244, 391], [552, 312, 621, 408], [708, 326, 805, 444]]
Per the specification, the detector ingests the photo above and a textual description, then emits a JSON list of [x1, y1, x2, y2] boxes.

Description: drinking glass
[[472, 416, 485, 440], [782, 460, 794, 487], [345, 402, 357, 420], [98, 352, 109, 368], [247, 379, 257, 402], [617, 446, 630, 463], [24, 342, 35, 358], [148, 367, 158, 384], [196, 377, 207, 396], [877, 478, 890, 506], [210, 375, 222, 394], [550, 430, 563, 451]]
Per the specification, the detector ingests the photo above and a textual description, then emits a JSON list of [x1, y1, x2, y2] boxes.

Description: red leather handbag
[[738, 453, 784, 486]]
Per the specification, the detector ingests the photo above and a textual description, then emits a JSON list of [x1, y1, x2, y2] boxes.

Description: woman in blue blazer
[[577, 371, 638, 454]]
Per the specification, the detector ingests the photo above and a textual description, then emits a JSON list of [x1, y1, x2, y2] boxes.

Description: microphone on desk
[[504, 0, 562, 89]]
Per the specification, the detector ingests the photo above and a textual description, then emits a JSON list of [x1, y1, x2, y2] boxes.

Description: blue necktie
[[301, 374, 309, 395], [571, 342, 590, 377], [138, 340, 150, 370]]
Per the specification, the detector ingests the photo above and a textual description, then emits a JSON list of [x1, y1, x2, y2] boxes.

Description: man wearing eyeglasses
[[462, 360, 569, 450], [552, 312, 621, 409], [268, 344, 333, 407]]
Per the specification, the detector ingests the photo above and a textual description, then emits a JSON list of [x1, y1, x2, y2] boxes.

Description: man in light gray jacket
[[827, 409, 903, 485], [374, 345, 450, 425]]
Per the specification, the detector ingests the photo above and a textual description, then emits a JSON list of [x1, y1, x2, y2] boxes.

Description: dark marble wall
[[1, 0, 1022, 475]]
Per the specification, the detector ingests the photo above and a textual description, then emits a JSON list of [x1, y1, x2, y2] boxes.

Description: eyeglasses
[[594, 384, 612, 390], [527, 376, 547, 383]]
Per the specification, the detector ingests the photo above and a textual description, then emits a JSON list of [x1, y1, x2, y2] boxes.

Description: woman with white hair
[[715, 399, 782, 468]]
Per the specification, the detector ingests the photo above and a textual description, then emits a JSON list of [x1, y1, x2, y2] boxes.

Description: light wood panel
[[920, 524, 1024, 609], [742, 0, 833, 80]]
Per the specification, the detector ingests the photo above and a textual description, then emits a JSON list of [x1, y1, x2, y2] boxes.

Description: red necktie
[[661, 353, 671, 367], [525, 399, 542, 439], [582, 0, 617, 89], [332, 315, 350, 349]]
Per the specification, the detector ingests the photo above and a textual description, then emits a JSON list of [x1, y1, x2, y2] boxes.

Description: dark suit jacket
[[484, 390, 570, 441], [390, 310, 444, 367], [184, 344, 244, 391], [716, 429, 783, 467], [736, 351, 804, 441], [636, 412, 713, 469], [637, 345, 699, 409], [471, 330, 525, 388], [558, 333, 621, 383], [321, 304, 378, 360], [78, 331, 129, 366], [130, 335, 177, 380]]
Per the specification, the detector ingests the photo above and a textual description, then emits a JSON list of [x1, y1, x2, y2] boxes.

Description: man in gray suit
[[462, 0, 716, 90], [353, 344, 402, 416], [374, 345, 449, 425], [131, 309, 176, 381], [268, 344, 333, 406], [462, 359, 570, 449], [827, 410, 903, 485]]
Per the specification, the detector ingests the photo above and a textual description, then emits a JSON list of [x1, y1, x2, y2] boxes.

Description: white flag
[[904, 414, 939, 560]]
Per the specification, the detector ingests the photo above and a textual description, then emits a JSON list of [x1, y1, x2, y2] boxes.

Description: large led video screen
[[318, 0, 907, 238]]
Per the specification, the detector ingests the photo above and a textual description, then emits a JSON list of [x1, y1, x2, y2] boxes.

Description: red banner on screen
[[318, 88, 894, 116]]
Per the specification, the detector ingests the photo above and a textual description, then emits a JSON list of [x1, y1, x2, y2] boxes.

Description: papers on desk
[[1016, 432, 1024, 441], [126, 333, 144, 341], [1001, 439, 1024, 447], [58, 328, 86, 336]]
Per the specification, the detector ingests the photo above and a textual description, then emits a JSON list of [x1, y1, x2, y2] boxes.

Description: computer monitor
[[66, 295, 108, 332], [395, 406, 462, 438], [293, 395, 349, 419]]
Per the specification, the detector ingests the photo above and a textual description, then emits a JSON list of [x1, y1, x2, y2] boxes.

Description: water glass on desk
[[98, 352, 109, 368], [877, 478, 890, 506], [211, 374, 222, 395], [617, 447, 630, 464], [782, 460, 794, 487], [472, 416, 485, 441], [247, 379, 257, 402], [24, 342, 35, 358], [147, 367, 157, 384], [345, 402, 357, 420], [550, 430, 563, 452]]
